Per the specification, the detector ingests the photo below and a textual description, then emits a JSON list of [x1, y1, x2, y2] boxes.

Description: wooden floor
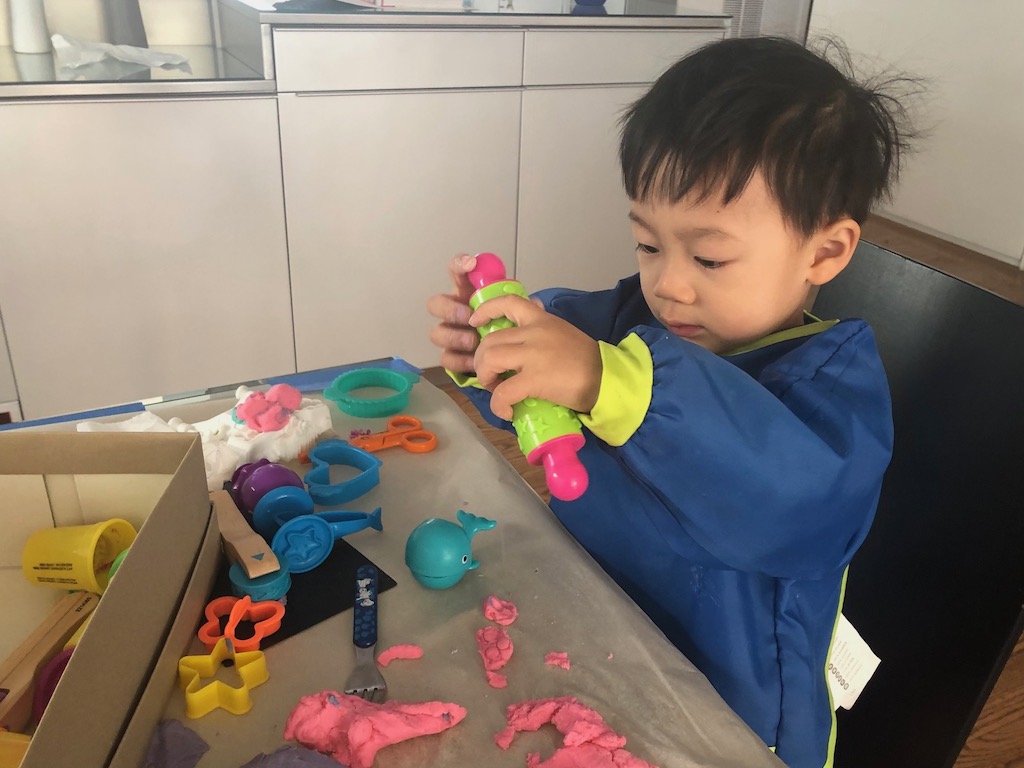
[[424, 213, 1024, 766]]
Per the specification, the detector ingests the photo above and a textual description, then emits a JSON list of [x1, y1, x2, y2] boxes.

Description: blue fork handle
[[353, 565, 378, 649]]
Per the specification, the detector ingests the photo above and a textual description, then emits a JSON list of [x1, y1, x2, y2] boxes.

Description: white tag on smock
[[827, 613, 881, 710]]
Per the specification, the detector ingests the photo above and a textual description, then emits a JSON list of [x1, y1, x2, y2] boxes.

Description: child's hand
[[470, 294, 601, 421], [426, 253, 481, 373]]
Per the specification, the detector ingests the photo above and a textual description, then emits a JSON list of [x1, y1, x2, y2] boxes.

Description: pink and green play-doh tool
[[467, 252, 589, 501]]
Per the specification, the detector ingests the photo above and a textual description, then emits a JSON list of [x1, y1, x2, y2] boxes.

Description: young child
[[427, 36, 911, 768]]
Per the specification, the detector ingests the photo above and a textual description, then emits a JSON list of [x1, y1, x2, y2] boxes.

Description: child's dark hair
[[620, 36, 919, 236]]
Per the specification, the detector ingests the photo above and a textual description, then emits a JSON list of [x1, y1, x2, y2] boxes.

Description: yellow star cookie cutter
[[177, 638, 269, 718]]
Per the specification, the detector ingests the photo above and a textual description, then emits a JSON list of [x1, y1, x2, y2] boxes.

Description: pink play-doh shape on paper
[[495, 697, 661, 768], [544, 652, 571, 671], [236, 384, 303, 432], [284, 691, 466, 768], [476, 626, 513, 689], [377, 644, 424, 667], [483, 595, 519, 626]]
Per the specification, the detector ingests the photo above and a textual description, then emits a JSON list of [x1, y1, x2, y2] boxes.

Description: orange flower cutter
[[178, 638, 269, 718], [347, 416, 438, 454], [197, 595, 285, 653]]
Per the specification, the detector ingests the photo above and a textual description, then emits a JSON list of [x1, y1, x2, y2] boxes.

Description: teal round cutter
[[324, 368, 419, 418]]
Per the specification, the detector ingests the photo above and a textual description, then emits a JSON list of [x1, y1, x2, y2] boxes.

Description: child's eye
[[635, 242, 660, 255], [695, 256, 724, 270]]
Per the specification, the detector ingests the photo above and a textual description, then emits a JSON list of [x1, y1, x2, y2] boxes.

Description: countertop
[[0, 43, 267, 96], [66, 364, 780, 768], [0, 0, 268, 97], [223, 0, 731, 29]]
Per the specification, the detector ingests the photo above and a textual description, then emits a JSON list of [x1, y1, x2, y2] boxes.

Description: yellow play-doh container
[[21, 518, 137, 594], [0, 730, 31, 768]]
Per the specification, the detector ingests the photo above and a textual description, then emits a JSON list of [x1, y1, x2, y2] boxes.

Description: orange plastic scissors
[[348, 415, 438, 454]]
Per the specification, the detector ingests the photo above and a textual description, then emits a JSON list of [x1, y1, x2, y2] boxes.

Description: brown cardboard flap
[[107, 513, 224, 768], [0, 432, 200, 475], [6, 431, 213, 768]]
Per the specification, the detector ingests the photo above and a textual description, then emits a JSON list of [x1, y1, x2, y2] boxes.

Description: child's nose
[[655, 268, 697, 305]]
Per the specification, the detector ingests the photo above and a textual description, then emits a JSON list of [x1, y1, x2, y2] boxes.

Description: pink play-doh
[[236, 384, 303, 432], [495, 697, 660, 768], [483, 595, 518, 626], [284, 691, 466, 768], [376, 644, 424, 667], [544, 652, 571, 671], [476, 626, 513, 689]]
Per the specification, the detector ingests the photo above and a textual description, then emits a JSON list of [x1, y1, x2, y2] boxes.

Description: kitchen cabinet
[[279, 87, 522, 372], [517, 84, 645, 292], [0, 95, 295, 419], [517, 29, 719, 291], [273, 27, 524, 371], [276, 25, 723, 369], [0, 313, 18, 422]]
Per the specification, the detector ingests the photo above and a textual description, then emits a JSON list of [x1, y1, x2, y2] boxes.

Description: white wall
[[810, 0, 1024, 267]]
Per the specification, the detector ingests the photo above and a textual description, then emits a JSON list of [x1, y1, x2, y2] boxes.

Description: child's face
[[630, 172, 818, 355]]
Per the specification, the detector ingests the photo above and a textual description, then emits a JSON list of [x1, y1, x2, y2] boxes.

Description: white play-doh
[[77, 385, 332, 491]]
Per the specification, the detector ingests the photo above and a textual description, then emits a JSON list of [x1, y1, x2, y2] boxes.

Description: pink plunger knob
[[529, 434, 589, 502], [468, 252, 508, 290]]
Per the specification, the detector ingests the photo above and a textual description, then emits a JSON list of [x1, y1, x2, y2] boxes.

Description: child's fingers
[[447, 253, 478, 302], [429, 322, 479, 356], [469, 294, 543, 328], [438, 349, 476, 374], [488, 377, 533, 421], [426, 293, 473, 326]]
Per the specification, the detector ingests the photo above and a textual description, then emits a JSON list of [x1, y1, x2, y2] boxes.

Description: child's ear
[[807, 218, 860, 286]]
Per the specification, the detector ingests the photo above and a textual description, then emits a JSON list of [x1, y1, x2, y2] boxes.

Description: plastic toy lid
[[229, 561, 291, 602], [271, 516, 334, 574], [239, 462, 305, 515], [252, 486, 315, 539], [106, 548, 130, 581]]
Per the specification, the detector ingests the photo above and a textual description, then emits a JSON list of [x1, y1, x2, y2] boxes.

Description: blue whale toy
[[405, 509, 497, 589]]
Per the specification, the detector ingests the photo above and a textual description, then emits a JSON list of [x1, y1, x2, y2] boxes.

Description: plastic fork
[[343, 565, 388, 703]]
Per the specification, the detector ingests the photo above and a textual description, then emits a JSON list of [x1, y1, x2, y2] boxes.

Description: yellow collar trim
[[724, 313, 838, 356]]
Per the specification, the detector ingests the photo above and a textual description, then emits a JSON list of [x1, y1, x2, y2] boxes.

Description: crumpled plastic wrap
[[52, 33, 190, 79]]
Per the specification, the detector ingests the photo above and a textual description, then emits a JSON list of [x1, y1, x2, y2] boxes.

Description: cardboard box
[[0, 431, 212, 768]]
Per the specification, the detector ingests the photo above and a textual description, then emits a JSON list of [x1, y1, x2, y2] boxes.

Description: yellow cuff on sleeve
[[578, 334, 653, 446]]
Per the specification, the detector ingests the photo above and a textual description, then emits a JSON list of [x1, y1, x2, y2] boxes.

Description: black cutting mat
[[210, 538, 397, 649]]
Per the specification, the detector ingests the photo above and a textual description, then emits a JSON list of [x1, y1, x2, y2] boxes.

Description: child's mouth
[[667, 323, 704, 338]]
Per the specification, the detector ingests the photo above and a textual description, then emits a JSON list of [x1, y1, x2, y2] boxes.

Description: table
[[138, 370, 783, 767]]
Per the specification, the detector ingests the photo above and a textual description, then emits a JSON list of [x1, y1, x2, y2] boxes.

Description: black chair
[[812, 241, 1024, 767]]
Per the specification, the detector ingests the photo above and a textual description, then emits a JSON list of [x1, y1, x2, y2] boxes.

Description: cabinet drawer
[[274, 28, 524, 92], [523, 29, 722, 86]]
